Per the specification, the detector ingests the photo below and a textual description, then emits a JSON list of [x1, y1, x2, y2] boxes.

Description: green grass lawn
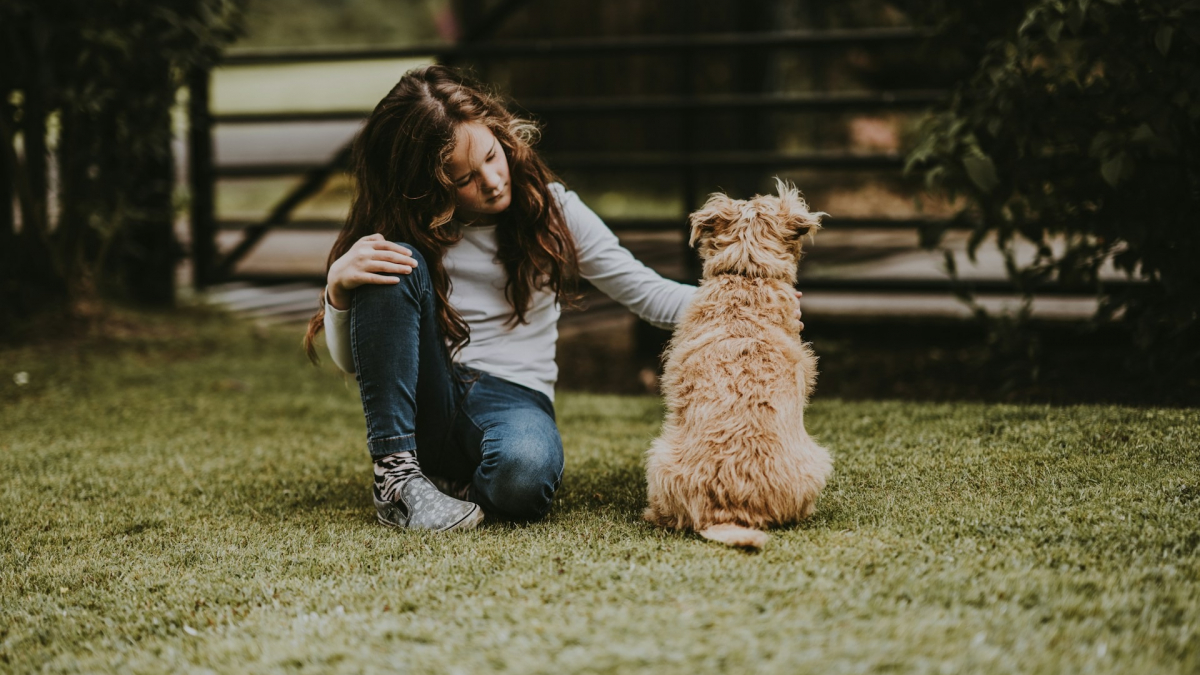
[[1, 308, 1197, 674]]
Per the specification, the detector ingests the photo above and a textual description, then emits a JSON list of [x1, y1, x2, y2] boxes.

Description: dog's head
[[688, 178, 824, 282]]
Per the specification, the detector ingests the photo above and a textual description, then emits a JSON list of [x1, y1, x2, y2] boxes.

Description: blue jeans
[[349, 245, 563, 521]]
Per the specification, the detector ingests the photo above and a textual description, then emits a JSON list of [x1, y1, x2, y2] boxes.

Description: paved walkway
[[200, 227, 1107, 326]]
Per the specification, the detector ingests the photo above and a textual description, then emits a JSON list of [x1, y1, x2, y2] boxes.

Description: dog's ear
[[773, 178, 824, 242], [689, 192, 738, 259]]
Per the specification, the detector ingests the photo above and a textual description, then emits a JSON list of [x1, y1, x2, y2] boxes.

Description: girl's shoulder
[[544, 182, 612, 242], [547, 181, 569, 202], [547, 181, 584, 214]]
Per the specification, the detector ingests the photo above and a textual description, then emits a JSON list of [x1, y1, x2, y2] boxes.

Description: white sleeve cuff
[[323, 288, 355, 374]]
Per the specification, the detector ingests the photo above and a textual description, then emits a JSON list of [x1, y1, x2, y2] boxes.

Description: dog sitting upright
[[644, 179, 833, 550]]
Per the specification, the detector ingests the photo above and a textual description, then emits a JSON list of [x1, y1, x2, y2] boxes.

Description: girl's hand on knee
[[326, 234, 419, 310], [793, 290, 805, 332]]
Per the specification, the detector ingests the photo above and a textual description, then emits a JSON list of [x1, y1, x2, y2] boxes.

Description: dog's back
[[644, 182, 832, 550]]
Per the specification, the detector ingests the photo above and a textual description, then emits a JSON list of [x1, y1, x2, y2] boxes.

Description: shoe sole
[[375, 503, 484, 532]]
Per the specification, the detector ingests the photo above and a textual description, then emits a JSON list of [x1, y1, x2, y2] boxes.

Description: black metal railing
[[218, 27, 939, 65], [190, 24, 964, 289], [191, 21, 1128, 303]]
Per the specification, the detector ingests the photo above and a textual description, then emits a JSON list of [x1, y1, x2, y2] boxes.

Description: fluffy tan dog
[[644, 179, 833, 550]]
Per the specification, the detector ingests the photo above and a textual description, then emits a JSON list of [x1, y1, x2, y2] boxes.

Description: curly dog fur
[[644, 179, 833, 550]]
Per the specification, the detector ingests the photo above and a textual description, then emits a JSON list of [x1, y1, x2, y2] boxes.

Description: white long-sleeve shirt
[[324, 183, 697, 400]]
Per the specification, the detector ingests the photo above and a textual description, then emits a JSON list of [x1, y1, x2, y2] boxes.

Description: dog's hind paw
[[699, 524, 768, 550], [643, 506, 669, 526]]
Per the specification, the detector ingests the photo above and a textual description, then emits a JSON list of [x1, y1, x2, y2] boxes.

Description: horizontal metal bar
[[216, 164, 334, 178], [214, 110, 369, 124], [215, 217, 672, 232], [217, 215, 963, 233], [548, 151, 906, 170], [213, 110, 367, 124], [519, 90, 948, 114], [226, 270, 1132, 297], [216, 217, 685, 232], [815, 216, 962, 230], [219, 218, 343, 231], [597, 216, 965, 231], [215, 151, 905, 178], [791, 277, 1129, 296], [212, 90, 948, 125], [221, 27, 937, 65]]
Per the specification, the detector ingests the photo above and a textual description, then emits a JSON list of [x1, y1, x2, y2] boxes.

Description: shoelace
[[373, 452, 422, 502]]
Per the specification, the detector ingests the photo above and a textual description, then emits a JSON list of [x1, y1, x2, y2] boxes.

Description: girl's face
[[447, 121, 511, 224]]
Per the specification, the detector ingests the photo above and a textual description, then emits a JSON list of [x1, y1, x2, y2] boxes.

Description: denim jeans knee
[[469, 402, 564, 521]]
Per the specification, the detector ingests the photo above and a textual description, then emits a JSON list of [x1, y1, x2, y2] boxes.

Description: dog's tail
[[699, 524, 768, 550]]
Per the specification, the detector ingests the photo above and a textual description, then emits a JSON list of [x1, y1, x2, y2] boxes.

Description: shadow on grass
[[556, 462, 646, 519], [559, 315, 1200, 408], [808, 317, 1200, 408], [551, 459, 842, 547]]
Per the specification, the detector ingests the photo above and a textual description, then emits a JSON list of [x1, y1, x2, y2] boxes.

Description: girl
[[304, 65, 803, 531]]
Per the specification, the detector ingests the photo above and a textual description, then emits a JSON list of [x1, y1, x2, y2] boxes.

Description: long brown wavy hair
[[303, 65, 579, 363]]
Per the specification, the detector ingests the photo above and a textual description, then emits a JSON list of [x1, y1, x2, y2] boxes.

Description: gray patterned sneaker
[[427, 475, 472, 501], [373, 452, 483, 531]]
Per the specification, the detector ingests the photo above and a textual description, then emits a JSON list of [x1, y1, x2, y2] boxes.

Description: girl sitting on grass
[[303, 65, 803, 531]]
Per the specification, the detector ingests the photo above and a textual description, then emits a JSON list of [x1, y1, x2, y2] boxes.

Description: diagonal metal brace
[[213, 0, 531, 281], [215, 144, 353, 280]]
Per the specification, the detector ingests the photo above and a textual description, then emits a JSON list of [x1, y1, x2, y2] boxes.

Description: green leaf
[[1067, 3, 1086, 33], [1089, 131, 1113, 157], [963, 155, 1000, 193], [1156, 24, 1174, 55], [1100, 152, 1126, 187], [1046, 20, 1064, 43], [1018, 8, 1041, 35], [1131, 123, 1157, 144]]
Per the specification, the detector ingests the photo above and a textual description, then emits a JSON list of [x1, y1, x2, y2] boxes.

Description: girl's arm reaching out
[[554, 184, 697, 329], [554, 184, 804, 331]]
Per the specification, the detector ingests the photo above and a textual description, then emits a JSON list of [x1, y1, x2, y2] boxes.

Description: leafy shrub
[[906, 0, 1200, 372], [0, 0, 244, 332]]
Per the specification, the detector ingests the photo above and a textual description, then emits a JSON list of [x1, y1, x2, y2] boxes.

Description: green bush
[[906, 0, 1200, 372], [0, 0, 243, 332]]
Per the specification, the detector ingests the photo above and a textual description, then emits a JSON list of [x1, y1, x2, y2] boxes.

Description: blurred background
[[3, 0, 1197, 402]]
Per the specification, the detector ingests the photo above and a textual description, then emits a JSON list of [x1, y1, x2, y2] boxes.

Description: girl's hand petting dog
[[794, 290, 805, 332], [326, 234, 420, 310]]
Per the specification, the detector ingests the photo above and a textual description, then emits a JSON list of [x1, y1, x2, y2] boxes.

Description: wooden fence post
[[188, 66, 217, 288], [0, 75, 12, 256]]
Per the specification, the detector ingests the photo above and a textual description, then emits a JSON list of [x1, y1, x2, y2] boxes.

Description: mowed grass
[[1, 308, 1197, 674]]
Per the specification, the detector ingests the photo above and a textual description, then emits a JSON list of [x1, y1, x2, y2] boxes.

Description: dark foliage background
[[0, 0, 244, 336], [4, 0, 1198, 390], [900, 0, 1200, 374]]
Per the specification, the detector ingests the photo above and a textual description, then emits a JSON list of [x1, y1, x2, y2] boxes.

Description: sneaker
[[427, 475, 472, 501], [373, 452, 483, 531]]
